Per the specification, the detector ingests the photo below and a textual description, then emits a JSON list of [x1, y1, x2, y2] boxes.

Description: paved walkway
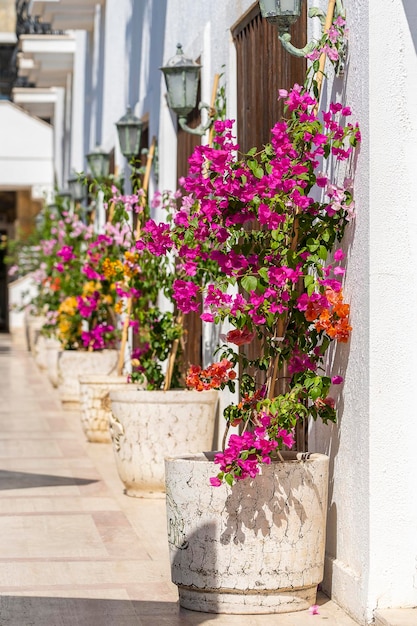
[[0, 332, 359, 626]]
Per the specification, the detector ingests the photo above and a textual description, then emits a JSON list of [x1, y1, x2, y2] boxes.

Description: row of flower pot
[[28, 323, 329, 615]]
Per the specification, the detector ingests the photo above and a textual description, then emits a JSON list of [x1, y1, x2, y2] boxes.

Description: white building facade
[[7, 1, 417, 624]]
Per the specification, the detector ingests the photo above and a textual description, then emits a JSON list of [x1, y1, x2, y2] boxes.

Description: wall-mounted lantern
[[67, 170, 85, 203], [259, 0, 345, 58], [115, 106, 143, 160], [86, 145, 110, 179], [161, 43, 214, 136]]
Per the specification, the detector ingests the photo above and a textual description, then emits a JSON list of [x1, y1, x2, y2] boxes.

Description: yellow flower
[[124, 251, 138, 263], [103, 258, 124, 279], [82, 281, 100, 296], [114, 301, 124, 314], [103, 294, 113, 305], [58, 296, 78, 315]]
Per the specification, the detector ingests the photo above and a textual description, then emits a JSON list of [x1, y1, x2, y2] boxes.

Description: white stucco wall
[[311, 1, 417, 623]]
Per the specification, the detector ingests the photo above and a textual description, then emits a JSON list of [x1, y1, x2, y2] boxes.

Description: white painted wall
[[310, 0, 417, 623], [0, 101, 54, 190]]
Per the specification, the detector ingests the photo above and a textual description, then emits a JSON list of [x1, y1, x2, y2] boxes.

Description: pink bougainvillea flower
[[331, 376, 344, 385], [309, 604, 320, 615]]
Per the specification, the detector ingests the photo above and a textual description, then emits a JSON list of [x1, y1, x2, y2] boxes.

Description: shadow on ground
[[0, 470, 98, 490], [0, 596, 218, 626]]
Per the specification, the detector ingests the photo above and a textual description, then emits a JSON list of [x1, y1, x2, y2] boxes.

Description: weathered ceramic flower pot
[[26, 314, 46, 353], [33, 334, 49, 371], [109, 389, 219, 496], [45, 337, 62, 388], [79, 375, 129, 443], [57, 349, 118, 410], [165, 451, 329, 614]]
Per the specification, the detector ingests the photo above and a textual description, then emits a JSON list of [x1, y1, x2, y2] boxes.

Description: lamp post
[[161, 43, 214, 136], [259, 0, 345, 58]]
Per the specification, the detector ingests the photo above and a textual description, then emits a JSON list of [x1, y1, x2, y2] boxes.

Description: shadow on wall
[[127, 0, 168, 123], [402, 0, 417, 53]]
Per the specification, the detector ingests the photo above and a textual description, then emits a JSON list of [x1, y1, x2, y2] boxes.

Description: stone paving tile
[[0, 333, 359, 626]]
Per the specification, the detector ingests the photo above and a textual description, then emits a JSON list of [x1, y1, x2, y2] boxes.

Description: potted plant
[[163, 31, 360, 612], [24, 202, 123, 410], [107, 190, 219, 496]]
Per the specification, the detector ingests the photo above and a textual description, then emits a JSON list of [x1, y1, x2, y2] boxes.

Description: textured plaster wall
[[311, 0, 417, 623], [368, 0, 417, 615]]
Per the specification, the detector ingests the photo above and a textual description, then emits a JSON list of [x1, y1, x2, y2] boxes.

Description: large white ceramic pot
[[57, 349, 118, 410], [33, 334, 49, 371], [45, 337, 62, 388], [79, 375, 129, 443], [109, 389, 219, 496], [165, 451, 329, 614], [26, 314, 46, 353]]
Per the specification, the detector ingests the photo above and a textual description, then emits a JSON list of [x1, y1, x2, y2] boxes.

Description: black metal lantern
[[86, 145, 110, 179], [116, 106, 143, 159], [67, 170, 85, 202], [161, 43, 201, 118], [259, 0, 302, 32]]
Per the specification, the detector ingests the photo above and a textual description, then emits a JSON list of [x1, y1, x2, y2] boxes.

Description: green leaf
[[258, 267, 269, 282], [306, 238, 319, 252], [241, 275, 258, 293], [304, 274, 314, 288], [309, 387, 322, 401], [225, 473, 234, 487], [318, 245, 328, 260]]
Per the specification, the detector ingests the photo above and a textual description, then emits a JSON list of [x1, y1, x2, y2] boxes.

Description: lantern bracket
[[261, 0, 345, 58], [178, 102, 215, 136]]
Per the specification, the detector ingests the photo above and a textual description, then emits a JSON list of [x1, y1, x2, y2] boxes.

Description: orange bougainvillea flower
[[50, 277, 61, 292], [226, 327, 256, 346], [186, 359, 236, 391], [305, 300, 325, 322], [308, 288, 352, 343]]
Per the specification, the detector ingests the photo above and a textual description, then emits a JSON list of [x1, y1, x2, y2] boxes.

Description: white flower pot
[[79, 375, 129, 443], [33, 334, 49, 371], [165, 451, 329, 614], [57, 349, 118, 410], [109, 389, 219, 496], [45, 337, 62, 388], [26, 314, 46, 353]]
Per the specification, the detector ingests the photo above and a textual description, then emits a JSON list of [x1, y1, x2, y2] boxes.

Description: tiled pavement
[[0, 332, 359, 626]]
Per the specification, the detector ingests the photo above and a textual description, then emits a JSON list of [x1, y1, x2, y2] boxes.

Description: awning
[[0, 100, 54, 192], [17, 33, 76, 88], [29, 0, 104, 32]]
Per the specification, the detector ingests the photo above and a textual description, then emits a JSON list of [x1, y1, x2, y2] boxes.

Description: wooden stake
[[116, 137, 156, 375], [135, 136, 156, 239], [117, 297, 132, 376], [163, 313, 184, 391], [208, 73, 220, 148], [313, 0, 337, 114]]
